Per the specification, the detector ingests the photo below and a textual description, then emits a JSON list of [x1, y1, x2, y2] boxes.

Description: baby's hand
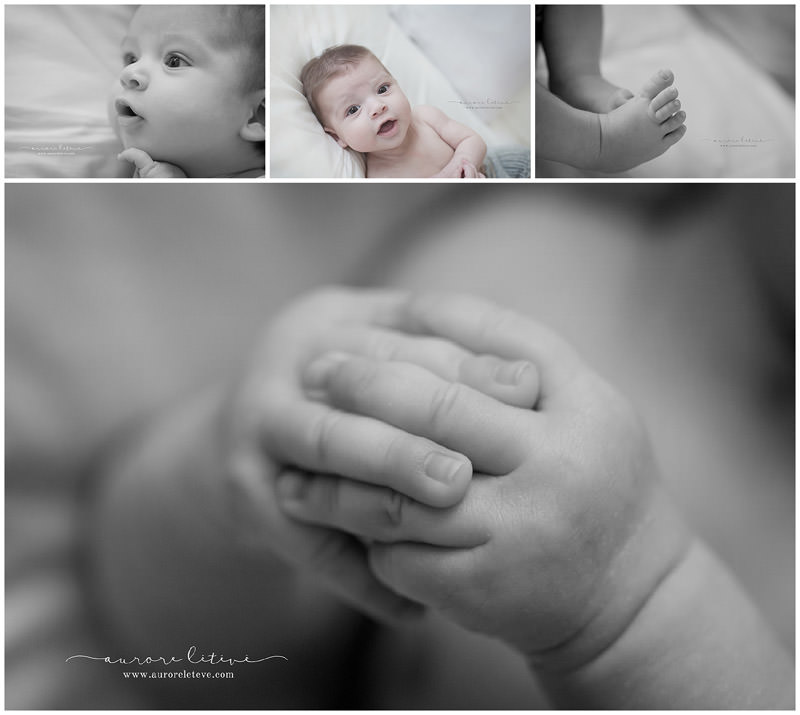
[[276, 293, 691, 669], [459, 160, 485, 179], [228, 288, 540, 624], [118, 148, 187, 178]]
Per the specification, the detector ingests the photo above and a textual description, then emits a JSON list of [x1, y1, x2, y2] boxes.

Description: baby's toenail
[[659, 69, 671, 80]]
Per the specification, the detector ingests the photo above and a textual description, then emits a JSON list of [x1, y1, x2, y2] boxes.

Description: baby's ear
[[240, 90, 265, 143], [324, 127, 348, 149]]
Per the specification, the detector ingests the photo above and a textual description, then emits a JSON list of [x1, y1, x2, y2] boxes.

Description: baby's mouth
[[377, 119, 397, 136], [115, 98, 143, 120]]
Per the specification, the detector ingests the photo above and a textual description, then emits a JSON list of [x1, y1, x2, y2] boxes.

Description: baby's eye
[[122, 52, 138, 66], [345, 104, 360, 117], [164, 53, 190, 69], [377, 84, 390, 95]]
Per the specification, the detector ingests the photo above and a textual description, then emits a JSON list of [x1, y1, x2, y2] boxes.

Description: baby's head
[[112, 5, 265, 177], [301, 45, 412, 154]]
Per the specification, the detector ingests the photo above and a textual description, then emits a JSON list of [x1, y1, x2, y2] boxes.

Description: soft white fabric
[[5, 5, 134, 178], [269, 5, 521, 179]]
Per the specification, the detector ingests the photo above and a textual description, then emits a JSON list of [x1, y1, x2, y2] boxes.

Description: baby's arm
[[416, 106, 487, 179], [276, 293, 794, 709], [118, 147, 188, 178]]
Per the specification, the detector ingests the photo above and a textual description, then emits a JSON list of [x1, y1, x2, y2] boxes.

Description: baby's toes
[[639, 68, 674, 100], [652, 98, 681, 123], [648, 85, 680, 121], [660, 110, 686, 136], [661, 122, 687, 148]]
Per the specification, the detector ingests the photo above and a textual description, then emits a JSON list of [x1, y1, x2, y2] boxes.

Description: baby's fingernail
[[424, 452, 470, 484], [659, 69, 672, 80], [495, 360, 532, 385], [304, 352, 350, 390]]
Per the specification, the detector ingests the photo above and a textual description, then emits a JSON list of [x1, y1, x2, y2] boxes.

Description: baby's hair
[[300, 44, 386, 123], [210, 5, 265, 92]]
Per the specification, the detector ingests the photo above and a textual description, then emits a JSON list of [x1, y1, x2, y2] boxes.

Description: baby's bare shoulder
[[414, 104, 451, 126]]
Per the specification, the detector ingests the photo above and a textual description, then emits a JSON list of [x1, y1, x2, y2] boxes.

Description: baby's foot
[[594, 69, 686, 173], [549, 73, 634, 114]]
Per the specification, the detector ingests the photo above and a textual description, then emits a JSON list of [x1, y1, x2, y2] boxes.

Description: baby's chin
[[121, 134, 184, 166]]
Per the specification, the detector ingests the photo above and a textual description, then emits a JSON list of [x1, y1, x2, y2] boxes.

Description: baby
[[111, 5, 265, 178], [536, 6, 687, 173], [301, 45, 487, 178]]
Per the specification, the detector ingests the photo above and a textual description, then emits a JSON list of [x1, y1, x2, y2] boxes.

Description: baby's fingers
[[277, 468, 492, 548], [263, 400, 472, 508], [327, 327, 539, 408], [117, 147, 156, 172], [461, 162, 478, 179], [381, 293, 583, 397], [304, 354, 529, 474]]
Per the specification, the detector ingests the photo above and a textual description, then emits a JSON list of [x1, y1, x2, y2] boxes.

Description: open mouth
[[115, 98, 143, 122], [377, 119, 397, 136]]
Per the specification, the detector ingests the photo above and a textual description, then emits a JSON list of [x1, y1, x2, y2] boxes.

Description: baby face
[[113, 6, 256, 167], [317, 56, 412, 153]]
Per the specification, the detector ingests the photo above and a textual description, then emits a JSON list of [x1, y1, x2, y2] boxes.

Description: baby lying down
[[301, 45, 529, 179]]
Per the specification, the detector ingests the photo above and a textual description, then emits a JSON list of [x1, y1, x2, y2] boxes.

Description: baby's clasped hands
[[276, 294, 693, 674], [226, 288, 540, 624]]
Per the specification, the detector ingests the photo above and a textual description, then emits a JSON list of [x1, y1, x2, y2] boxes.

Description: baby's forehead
[[128, 6, 239, 47], [325, 59, 391, 92]]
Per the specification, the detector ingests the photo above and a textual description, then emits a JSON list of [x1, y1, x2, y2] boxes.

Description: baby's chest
[[372, 124, 454, 178]]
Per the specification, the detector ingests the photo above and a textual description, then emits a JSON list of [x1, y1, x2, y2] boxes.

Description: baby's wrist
[[536, 535, 793, 709], [528, 488, 693, 677]]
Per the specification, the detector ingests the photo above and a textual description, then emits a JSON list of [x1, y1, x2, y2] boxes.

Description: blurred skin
[[112, 6, 264, 176]]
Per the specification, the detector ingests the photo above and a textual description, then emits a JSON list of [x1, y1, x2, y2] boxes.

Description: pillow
[[5, 5, 135, 178], [269, 5, 499, 178]]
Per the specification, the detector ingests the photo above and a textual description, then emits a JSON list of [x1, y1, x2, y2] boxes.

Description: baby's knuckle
[[380, 489, 408, 531], [308, 410, 342, 463], [429, 381, 464, 428], [347, 360, 382, 406]]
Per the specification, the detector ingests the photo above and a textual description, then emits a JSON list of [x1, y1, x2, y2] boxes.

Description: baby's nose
[[369, 101, 387, 118], [119, 63, 147, 90]]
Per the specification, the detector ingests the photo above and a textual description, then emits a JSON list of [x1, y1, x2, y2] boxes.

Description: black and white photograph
[[5, 183, 794, 709], [535, 5, 796, 178], [270, 5, 531, 178], [5, 4, 265, 178]]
